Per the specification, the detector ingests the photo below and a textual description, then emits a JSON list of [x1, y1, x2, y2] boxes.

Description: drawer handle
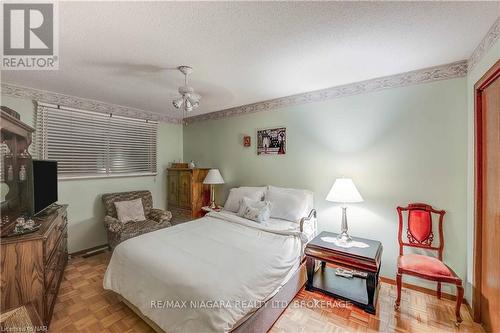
[[48, 247, 66, 269], [52, 260, 64, 273], [50, 256, 62, 272]]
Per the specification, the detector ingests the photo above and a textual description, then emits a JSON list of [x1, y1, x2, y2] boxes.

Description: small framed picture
[[243, 135, 251, 147], [257, 127, 286, 155]]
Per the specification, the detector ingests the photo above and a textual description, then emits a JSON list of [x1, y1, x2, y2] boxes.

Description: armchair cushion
[[398, 254, 452, 277], [120, 219, 171, 241], [149, 208, 173, 224]]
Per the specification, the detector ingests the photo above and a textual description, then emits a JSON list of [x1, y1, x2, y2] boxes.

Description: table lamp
[[326, 177, 364, 245], [203, 169, 225, 209]]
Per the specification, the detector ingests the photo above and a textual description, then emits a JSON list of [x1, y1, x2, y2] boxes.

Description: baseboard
[[69, 243, 109, 257], [380, 276, 469, 307]]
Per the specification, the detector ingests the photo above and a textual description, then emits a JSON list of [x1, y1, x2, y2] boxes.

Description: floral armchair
[[102, 190, 172, 249]]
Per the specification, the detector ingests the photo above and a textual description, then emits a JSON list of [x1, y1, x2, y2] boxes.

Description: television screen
[[33, 160, 58, 215]]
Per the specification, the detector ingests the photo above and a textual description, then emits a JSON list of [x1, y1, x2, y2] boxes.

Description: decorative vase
[[19, 165, 26, 181], [7, 165, 13, 181]]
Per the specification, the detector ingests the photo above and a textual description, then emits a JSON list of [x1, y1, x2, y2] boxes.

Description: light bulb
[[172, 97, 184, 109], [187, 97, 200, 109]]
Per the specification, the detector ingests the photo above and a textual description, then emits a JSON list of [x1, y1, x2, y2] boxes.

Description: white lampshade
[[203, 169, 225, 184], [326, 178, 363, 203]]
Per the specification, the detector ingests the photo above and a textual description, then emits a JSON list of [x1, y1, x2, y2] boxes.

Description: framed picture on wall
[[243, 135, 251, 147], [257, 127, 286, 155]]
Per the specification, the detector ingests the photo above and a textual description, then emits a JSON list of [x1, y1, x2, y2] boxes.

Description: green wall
[[465, 40, 500, 302], [184, 77, 468, 292], [0, 95, 183, 253]]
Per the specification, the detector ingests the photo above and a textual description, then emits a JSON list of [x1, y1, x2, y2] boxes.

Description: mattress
[[103, 211, 313, 333]]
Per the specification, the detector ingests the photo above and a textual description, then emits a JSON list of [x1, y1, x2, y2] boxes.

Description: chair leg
[[437, 282, 442, 299], [395, 273, 402, 310], [454, 283, 464, 326]]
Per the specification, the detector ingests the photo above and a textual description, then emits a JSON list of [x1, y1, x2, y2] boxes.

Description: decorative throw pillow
[[114, 198, 146, 223], [224, 187, 266, 212], [237, 197, 271, 223]]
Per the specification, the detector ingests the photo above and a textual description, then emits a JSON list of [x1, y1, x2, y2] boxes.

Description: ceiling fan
[[172, 66, 201, 113]]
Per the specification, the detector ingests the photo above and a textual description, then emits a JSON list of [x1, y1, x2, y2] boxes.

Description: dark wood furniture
[[305, 231, 382, 314], [167, 168, 210, 219], [395, 203, 463, 325], [473, 59, 500, 332], [0, 204, 68, 327], [0, 108, 35, 233]]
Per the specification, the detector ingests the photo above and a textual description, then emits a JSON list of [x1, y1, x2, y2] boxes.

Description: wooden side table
[[305, 231, 383, 314], [201, 206, 222, 216]]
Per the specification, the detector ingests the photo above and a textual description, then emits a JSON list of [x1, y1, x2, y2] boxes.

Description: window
[[36, 103, 157, 179]]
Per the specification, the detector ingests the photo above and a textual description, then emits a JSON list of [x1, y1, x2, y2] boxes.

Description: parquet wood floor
[[49, 252, 484, 333]]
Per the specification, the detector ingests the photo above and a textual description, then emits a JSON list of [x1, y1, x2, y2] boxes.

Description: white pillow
[[266, 186, 312, 222], [114, 198, 146, 223], [223, 187, 266, 212], [237, 197, 271, 223]]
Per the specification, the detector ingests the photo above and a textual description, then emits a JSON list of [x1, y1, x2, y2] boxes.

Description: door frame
[[473, 59, 500, 322]]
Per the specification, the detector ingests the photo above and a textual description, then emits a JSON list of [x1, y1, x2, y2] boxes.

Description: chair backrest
[[102, 190, 153, 218], [397, 203, 446, 260]]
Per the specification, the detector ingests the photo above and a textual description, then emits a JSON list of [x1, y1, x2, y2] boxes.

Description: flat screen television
[[32, 160, 58, 215]]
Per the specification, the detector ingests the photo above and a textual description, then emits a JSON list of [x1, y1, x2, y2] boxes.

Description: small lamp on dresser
[[326, 177, 364, 246], [203, 169, 225, 209]]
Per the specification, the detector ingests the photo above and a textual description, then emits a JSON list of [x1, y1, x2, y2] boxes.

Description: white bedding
[[103, 211, 313, 333]]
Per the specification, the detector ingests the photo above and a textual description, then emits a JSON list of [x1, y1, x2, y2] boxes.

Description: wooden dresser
[[167, 168, 210, 219], [0, 204, 68, 326]]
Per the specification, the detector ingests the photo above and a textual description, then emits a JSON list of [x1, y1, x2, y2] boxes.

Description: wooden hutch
[[167, 167, 210, 219], [0, 107, 68, 326]]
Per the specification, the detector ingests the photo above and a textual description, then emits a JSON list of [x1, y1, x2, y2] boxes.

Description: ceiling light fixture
[[172, 66, 201, 115]]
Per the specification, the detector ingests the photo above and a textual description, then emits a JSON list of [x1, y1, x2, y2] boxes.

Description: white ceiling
[[2, 1, 499, 119]]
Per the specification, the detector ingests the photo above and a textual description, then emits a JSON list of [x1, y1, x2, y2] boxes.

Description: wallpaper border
[[185, 60, 468, 123], [468, 16, 500, 71], [1, 83, 182, 124]]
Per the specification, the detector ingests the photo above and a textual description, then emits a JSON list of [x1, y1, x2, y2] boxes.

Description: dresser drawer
[[44, 213, 67, 263], [45, 229, 67, 288], [44, 231, 67, 324], [44, 269, 60, 323]]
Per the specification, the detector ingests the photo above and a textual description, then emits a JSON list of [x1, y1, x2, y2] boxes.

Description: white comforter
[[103, 211, 307, 333]]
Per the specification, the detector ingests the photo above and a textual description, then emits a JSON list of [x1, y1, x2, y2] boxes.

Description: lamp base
[[209, 184, 217, 209], [334, 232, 353, 248], [337, 231, 352, 243]]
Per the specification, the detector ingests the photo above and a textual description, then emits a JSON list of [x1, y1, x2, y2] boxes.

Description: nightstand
[[305, 231, 383, 314], [201, 206, 222, 215]]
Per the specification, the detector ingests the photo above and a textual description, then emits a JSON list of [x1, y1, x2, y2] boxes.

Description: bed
[[103, 187, 317, 333]]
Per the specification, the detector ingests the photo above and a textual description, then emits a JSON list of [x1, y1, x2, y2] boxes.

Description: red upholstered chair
[[395, 203, 464, 325]]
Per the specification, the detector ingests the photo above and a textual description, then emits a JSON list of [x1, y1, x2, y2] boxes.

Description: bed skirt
[[116, 261, 307, 333]]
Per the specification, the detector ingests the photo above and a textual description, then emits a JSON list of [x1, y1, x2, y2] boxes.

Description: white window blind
[[36, 103, 157, 179]]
